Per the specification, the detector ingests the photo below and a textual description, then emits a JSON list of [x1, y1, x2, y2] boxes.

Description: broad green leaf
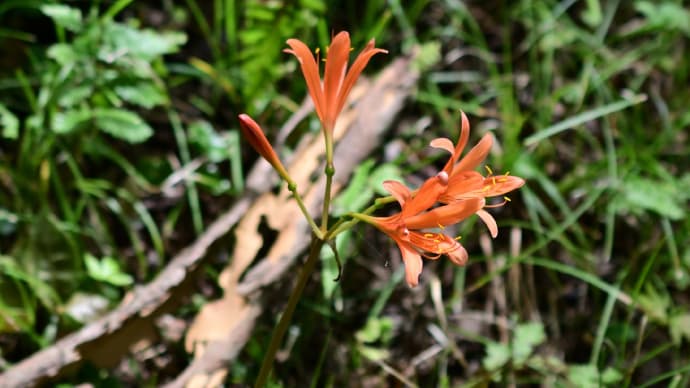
[[41, 4, 83, 32], [114, 83, 168, 109], [636, 1, 690, 36], [84, 254, 133, 286], [332, 159, 375, 216], [617, 176, 686, 220], [52, 109, 92, 134], [0, 103, 19, 139], [58, 85, 94, 108], [356, 317, 393, 344], [101, 24, 186, 62], [358, 345, 390, 361], [188, 120, 229, 162], [47, 43, 78, 66], [567, 364, 602, 388], [369, 163, 404, 196], [512, 322, 546, 365], [92, 108, 153, 143], [482, 342, 510, 371]]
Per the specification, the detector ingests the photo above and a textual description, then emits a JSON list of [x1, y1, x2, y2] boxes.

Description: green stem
[[254, 236, 324, 387], [287, 180, 323, 239], [320, 134, 335, 233]]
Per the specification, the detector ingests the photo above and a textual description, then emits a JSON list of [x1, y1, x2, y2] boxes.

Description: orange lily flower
[[238, 114, 291, 183], [429, 112, 525, 237], [357, 172, 484, 287], [285, 31, 387, 133]]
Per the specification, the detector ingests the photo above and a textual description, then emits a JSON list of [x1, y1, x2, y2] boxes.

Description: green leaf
[[41, 4, 83, 32], [636, 1, 690, 36], [567, 365, 601, 388], [84, 254, 133, 286], [669, 313, 690, 345], [369, 163, 404, 196], [0, 103, 19, 139], [637, 285, 670, 323], [482, 342, 510, 371], [356, 317, 393, 344], [512, 322, 546, 365], [114, 82, 168, 109], [188, 120, 229, 162], [617, 176, 686, 220], [92, 108, 153, 143], [52, 109, 92, 134], [58, 85, 94, 108], [46, 43, 78, 66], [101, 23, 186, 62]]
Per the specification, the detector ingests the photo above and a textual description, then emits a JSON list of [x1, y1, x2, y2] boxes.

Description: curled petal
[[398, 241, 423, 287], [430, 138, 454, 154], [441, 111, 471, 173], [382, 180, 411, 207], [476, 209, 498, 238], [446, 244, 468, 266]]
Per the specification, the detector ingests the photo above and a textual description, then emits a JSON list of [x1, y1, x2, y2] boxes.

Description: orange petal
[[441, 111, 471, 173], [333, 39, 387, 123], [383, 180, 411, 207], [285, 39, 326, 125], [441, 171, 485, 201], [405, 198, 483, 229], [430, 138, 454, 154], [480, 176, 526, 197], [401, 172, 448, 218], [323, 32, 351, 124], [455, 133, 493, 172], [398, 241, 423, 287], [446, 244, 468, 266], [476, 209, 498, 238]]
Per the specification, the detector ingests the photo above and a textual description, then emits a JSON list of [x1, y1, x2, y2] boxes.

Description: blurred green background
[[0, 0, 689, 386]]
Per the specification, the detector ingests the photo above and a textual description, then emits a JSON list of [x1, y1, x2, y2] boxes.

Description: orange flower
[[285, 31, 387, 133], [429, 112, 525, 237], [357, 172, 484, 287], [238, 114, 291, 182]]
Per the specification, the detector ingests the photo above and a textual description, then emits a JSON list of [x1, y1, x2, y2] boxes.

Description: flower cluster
[[237, 31, 524, 288], [357, 112, 524, 287]]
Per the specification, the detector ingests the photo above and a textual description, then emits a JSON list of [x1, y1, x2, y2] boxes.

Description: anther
[[485, 165, 494, 175]]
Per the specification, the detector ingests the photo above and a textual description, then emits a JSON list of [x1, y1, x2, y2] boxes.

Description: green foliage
[[83, 253, 133, 287], [0, 2, 185, 337]]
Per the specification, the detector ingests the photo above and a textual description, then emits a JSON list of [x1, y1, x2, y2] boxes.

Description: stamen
[[454, 235, 462, 241], [492, 177, 497, 186], [485, 165, 494, 175], [437, 223, 446, 230], [485, 198, 509, 208]]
